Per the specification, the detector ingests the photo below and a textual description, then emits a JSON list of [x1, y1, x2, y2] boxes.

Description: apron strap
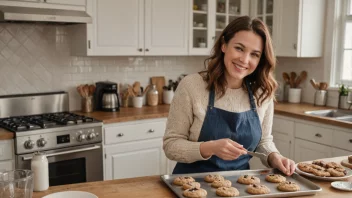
[[245, 80, 257, 111], [208, 87, 215, 107]]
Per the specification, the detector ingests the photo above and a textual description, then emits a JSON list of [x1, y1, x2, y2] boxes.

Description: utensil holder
[[288, 88, 301, 103], [81, 96, 93, 112], [132, 96, 143, 108], [314, 90, 327, 106], [163, 90, 174, 104]]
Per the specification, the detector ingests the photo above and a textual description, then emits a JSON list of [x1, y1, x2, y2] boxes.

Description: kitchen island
[[33, 156, 351, 198]]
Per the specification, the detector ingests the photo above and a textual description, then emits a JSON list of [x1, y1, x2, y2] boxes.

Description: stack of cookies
[[297, 160, 348, 177]]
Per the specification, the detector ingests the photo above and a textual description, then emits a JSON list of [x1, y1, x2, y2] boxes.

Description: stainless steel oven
[[16, 143, 103, 186]]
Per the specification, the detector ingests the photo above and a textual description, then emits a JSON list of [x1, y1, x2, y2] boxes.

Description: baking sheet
[[161, 168, 322, 198]]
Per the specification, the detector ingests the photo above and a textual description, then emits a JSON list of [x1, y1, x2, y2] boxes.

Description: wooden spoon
[[295, 71, 307, 88], [290, 72, 297, 88], [282, 72, 290, 85], [310, 79, 319, 90], [89, 85, 96, 96]]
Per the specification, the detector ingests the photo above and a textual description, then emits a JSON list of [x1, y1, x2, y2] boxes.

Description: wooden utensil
[[310, 79, 319, 90], [282, 72, 290, 85], [295, 71, 307, 88], [290, 72, 297, 88], [89, 85, 96, 96], [132, 81, 141, 96], [319, 82, 328, 90], [151, 76, 166, 104]]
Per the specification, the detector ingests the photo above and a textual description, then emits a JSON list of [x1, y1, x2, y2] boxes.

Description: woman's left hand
[[268, 152, 296, 176]]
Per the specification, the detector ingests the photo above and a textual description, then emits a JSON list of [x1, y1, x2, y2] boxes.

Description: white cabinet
[[0, 139, 15, 172], [271, 0, 325, 57], [189, 0, 249, 55], [250, 0, 274, 35], [45, 0, 86, 6], [71, 0, 189, 56], [272, 116, 294, 159], [294, 139, 332, 162], [0, 160, 13, 172], [103, 118, 168, 180], [105, 138, 167, 180], [167, 159, 177, 175], [332, 147, 352, 157], [0, 0, 86, 9]]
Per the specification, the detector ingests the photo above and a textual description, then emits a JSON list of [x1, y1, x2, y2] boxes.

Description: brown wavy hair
[[200, 16, 277, 106]]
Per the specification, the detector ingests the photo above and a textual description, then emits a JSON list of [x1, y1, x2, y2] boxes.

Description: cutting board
[[341, 159, 352, 169], [151, 76, 165, 104]]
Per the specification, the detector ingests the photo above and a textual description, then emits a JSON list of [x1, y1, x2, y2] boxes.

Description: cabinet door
[[167, 159, 177, 175], [332, 147, 352, 157], [0, 160, 13, 172], [294, 139, 332, 162], [45, 0, 85, 6], [87, 0, 144, 56], [272, 131, 292, 159], [105, 138, 167, 180], [250, 0, 274, 35], [144, 0, 188, 55], [272, 0, 299, 56]]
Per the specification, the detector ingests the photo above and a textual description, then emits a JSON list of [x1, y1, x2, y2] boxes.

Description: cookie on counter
[[211, 179, 232, 188], [246, 184, 270, 195], [237, 175, 260, 185], [173, 176, 195, 186], [265, 174, 286, 183], [182, 181, 201, 190], [182, 187, 207, 198], [277, 181, 300, 192], [216, 187, 240, 197], [204, 174, 224, 183]]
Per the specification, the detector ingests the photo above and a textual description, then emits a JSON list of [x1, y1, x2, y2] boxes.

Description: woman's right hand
[[200, 138, 247, 160]]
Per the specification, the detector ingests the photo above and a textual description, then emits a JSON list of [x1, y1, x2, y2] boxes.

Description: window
[[337, 0, 352, 85]]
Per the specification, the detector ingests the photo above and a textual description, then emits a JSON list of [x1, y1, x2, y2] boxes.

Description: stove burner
[[0, 112, 96, 132]]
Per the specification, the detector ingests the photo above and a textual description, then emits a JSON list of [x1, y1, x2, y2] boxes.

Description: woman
[[163, 16, 295, 175]]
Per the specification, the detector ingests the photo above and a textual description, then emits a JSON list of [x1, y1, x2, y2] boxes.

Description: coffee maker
[[94, 81, 120, 112]]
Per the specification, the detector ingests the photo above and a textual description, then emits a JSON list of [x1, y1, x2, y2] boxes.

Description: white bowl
[[331, 181, 352, 191], [43, 191, 98, 198]]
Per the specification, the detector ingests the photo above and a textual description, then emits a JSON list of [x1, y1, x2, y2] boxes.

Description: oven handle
[[22, 145, 101, 161]]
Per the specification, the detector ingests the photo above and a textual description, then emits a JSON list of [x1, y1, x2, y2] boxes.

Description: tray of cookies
[[296, 160, 352, 181], [161, 168, 321, 197]]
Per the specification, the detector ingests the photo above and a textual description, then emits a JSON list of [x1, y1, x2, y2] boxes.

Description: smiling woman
[[163, 16, 296, 175]]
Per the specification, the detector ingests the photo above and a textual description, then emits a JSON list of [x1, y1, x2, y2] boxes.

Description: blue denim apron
[[173, 81, 262, 174]]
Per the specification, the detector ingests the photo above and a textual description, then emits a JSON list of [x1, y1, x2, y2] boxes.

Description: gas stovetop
[[0, 112, 98, 132]]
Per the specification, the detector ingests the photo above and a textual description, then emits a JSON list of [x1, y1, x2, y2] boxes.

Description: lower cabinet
[[0, 139, 14, 172], [103, 118, 168, 180], [294, 139, 332, 162], [0, 160, 13, 172], [105, 138, 167, 180]]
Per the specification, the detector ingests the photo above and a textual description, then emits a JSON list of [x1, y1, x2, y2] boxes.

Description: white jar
[[31, 152, 49, 191], [163, 90, 174, 104], [288, 88, 302, 103]]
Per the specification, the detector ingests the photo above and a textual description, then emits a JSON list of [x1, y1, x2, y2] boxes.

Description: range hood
[[0, 6, 92, 23]]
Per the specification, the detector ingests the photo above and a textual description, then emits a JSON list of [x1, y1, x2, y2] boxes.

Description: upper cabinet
[[0, 0, 86, 9], [189, 0, 249, 55], [71, 0, 189, 56], [251, 0, 325, 57]]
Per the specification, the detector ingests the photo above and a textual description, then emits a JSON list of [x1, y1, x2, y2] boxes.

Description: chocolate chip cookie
[[237, 175, 260, 185], [173, 176, 195, 186], [297, 163, 314, 173], [277, 181, 300, 192], [311, 169, 330, 177], [204, 174, 224, 183], [216, 187, 240, 197], [182, 187, 207, 198], [265, 174, 286, 183], [348, 155, 352, 163], [327, 167, 347, 177], [182, 181, 201, 190], [326, 162, 344, 169], [211, 179, 232, 188], [246, 184, 270, 195]]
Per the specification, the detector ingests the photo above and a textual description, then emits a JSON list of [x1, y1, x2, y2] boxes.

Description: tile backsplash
[[0, 23, 205, 110]]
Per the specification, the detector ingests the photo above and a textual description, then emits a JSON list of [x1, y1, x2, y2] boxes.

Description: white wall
[[0, 23, 205, 110]]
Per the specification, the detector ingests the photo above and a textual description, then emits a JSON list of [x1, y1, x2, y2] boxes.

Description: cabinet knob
[[138, 48, 143, 52], [148, 129, 155, 133], [315, 133, 322, 138], [349, 139, 352, 143], [145, 48, 149, 52], [293, 44, 297, 50], [117, 133, 124, 137]]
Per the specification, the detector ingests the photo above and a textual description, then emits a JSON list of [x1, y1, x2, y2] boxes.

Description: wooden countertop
[[274, 102, 352, 129], [0, 128, 14, 140], [33, 156, 352, 198], [74, 105, 170, 124]]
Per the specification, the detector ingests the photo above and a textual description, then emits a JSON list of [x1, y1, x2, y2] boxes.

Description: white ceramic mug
[[163, 90, 174, 104], [132, 96, 143, 108], [288, 88, 301, 103]]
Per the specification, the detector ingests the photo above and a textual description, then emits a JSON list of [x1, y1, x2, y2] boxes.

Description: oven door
[[16, 143, 103, 186]]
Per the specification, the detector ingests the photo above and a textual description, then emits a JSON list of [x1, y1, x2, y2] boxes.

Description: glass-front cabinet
[[250, 0, 274, 35], [190, 0, 249, 55]]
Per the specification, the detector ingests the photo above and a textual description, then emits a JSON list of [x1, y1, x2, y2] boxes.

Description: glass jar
[[31, 152, 49, 192], [0, 170, 34, 198], [147, 84, 158, 106]]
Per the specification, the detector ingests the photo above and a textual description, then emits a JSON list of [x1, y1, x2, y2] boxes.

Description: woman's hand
[[200, 139, 247, 160], [268, 152, 296, 176]]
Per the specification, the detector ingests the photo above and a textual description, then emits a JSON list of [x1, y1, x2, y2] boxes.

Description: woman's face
[[221, 30, 263, 88]]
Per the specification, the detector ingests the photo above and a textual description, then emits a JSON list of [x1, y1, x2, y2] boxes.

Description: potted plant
[[338, 84, 349, 109]]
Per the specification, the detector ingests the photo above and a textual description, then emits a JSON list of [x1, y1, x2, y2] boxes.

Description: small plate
[[42, 191, 98, 198], [331, 181, 352, 192], [295, 161, 352, 181]]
